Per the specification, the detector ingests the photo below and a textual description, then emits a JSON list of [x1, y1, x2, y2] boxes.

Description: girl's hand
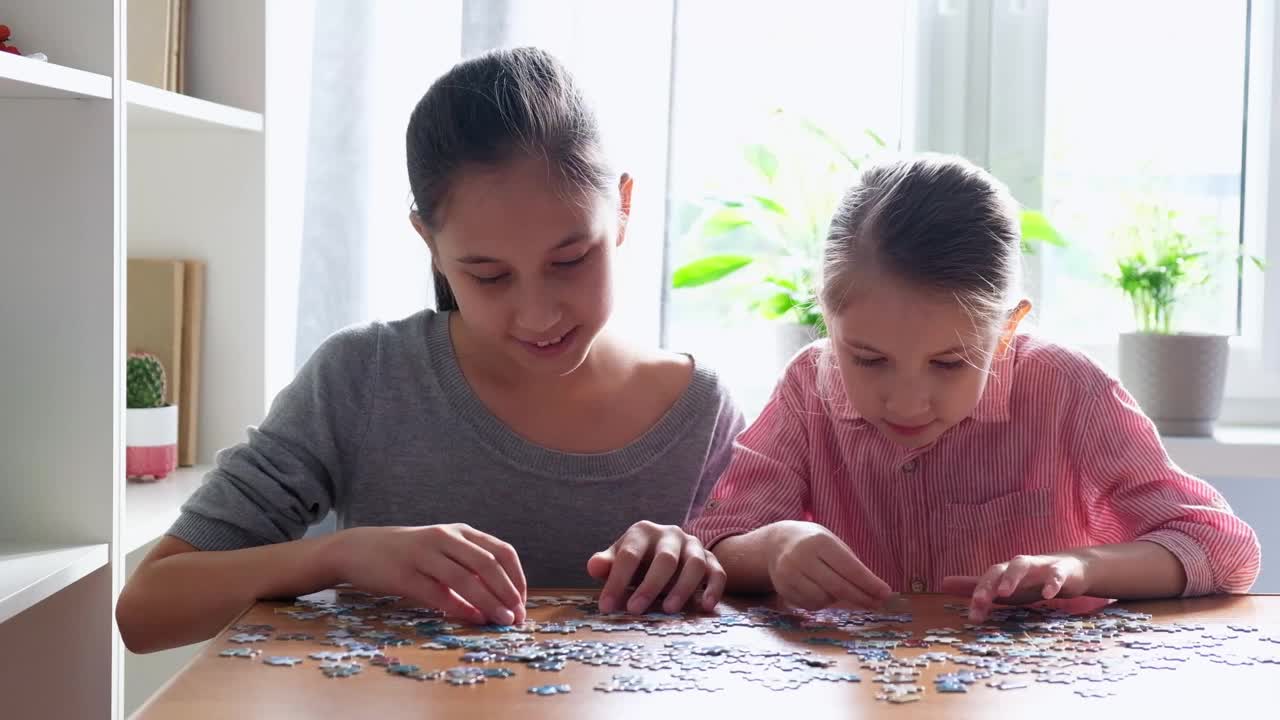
[[588, 521, 726, 614], [332, 524, 527, 625], [942, 553, 1090, 622], [767, 521, 894, 610]]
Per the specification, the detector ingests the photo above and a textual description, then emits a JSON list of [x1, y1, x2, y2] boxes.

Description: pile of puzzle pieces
[[212, 591, 1280, 703]]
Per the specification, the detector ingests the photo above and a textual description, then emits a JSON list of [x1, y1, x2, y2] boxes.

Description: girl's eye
[[553, 252, 589, 268], [853, 356, 886, 368], [933, 359, 966, 370], [473, 273, 510, 285]]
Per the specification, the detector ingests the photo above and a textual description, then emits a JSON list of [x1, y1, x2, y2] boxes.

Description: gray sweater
[[169, 310, 744, 587]]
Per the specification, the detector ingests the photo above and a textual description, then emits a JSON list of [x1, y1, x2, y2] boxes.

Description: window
[[1036, 0, 1249, 343], [662, 0, 908, 416]]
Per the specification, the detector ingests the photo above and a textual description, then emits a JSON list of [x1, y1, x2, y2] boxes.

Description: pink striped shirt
[[689, 335, 1260, 597]]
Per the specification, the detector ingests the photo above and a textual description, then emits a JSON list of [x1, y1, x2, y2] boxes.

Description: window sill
[[1163, 426, 1280, 481]]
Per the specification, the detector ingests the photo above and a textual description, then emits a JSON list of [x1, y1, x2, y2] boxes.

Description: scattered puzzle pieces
[[211, 590, 1280, 706], [263, 656, 303, 667]]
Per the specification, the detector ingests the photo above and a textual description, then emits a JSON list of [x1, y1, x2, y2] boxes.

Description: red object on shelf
[[126, 445, 178, 481], [2, 46, 20, 55], [0, 25, 11, 43]]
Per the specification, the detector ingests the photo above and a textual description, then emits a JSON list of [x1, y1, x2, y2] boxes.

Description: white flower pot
[[126, 404, 179, 480], [1118, 332, 1229, 437]]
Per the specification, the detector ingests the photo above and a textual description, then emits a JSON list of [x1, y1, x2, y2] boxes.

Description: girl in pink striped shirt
[[689, 154, 1261, 621]]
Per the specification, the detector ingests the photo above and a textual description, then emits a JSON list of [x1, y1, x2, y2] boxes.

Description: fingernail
[[599, 594, 615, 613], [497, 608, 515, 625], [628, 594, 652, 613], [702, 592, 716, 610]]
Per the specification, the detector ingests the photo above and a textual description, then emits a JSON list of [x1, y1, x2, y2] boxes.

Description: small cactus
[[127, 352, 168, 409]]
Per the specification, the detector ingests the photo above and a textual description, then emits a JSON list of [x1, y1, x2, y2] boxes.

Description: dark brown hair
[[406, 47, 614, 311], [821, 153, 1022, 332]]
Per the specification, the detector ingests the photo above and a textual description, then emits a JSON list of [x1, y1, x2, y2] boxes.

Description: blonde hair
[[821, 154, 1023, 333]]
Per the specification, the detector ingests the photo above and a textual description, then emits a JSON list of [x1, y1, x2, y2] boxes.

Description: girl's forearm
[[1067, 541, 1187, 599], [116, 533, 347, 653]]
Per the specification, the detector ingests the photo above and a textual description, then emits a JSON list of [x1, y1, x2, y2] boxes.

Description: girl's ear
[[616, 173, 634, 247], [409, 211, 432, 246], [409, 210, 441, 264], [409, 212, 444, 275], [999, 299, 1032, 355]]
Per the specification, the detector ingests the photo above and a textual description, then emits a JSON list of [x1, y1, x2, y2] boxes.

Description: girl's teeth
[[535, 334, 564, 348]]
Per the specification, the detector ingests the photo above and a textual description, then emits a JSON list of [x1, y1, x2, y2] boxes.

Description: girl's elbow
[[1217, 567, 1260, 595], [1214, 533, 1262, 594], [116, 585, 160, 654]]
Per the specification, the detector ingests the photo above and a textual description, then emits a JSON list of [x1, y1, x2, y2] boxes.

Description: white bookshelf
[[0, 543, 110, 624], [127, 81, 263, 132], [0, 1, 268, 718], [0, 52, 113, 99]]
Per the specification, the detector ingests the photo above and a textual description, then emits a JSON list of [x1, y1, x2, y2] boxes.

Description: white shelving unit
[[0, 543, 110, 624], [0, 2, 267, 718], [0, 51, 113, 99], [127, 81, 263, 132]]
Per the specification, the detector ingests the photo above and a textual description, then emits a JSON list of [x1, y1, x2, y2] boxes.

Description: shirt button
[[910, 578, 925, 593], [901, 458, 918, 473]]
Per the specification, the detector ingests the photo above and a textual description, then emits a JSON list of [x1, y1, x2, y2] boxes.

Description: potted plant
[[1108, 204, 1265, 436], [669, 112, 881, 368], [671, 112, 1064, 368], [126, 351, 178, 480]]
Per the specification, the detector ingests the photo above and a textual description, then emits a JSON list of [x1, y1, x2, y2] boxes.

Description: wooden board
[[127, 258, 184, 409], [178, 259, 204, 465], [127, 0, 172, 90], [134, 591, 1280, 719], [169, 0, 189, 94]]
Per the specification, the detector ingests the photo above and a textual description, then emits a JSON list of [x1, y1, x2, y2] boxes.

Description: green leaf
[[797, 117, 864, 170], [750, 195, 787, 215], [764, 275, 798, 292], [744, 144, 779, 182], [700, 206, 753, 237], [696, 192, 749, 210], [864, 128, 887, 148], [1107, 204, 1213, 334], [1020, 210, 1066, 251], [671, 255, 754, 288], [755, 292, 797, 319]]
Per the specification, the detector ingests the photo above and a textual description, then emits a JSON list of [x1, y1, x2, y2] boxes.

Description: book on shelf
[[128, 258, 204, 466], [170, 0, 189, 94], [128, 0, 187, 92]]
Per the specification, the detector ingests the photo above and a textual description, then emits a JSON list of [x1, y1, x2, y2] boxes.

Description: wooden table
[[135, 590, 1280, 719]]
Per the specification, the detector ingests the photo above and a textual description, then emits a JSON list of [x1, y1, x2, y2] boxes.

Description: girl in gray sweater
[[117, 47, 743, 653]]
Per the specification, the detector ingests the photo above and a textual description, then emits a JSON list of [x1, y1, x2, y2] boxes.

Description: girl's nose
[[884, 383, 930, 419], [514, 290, 563, 334]]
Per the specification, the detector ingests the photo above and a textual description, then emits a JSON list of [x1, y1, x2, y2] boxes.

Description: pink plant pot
[[127, 405, 178, 481]]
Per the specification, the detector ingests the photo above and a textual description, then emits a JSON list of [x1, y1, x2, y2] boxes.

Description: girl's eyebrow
[[842, 338, 885, 354], [841, 338, 966, 356], [457, 233, 586, 264]]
